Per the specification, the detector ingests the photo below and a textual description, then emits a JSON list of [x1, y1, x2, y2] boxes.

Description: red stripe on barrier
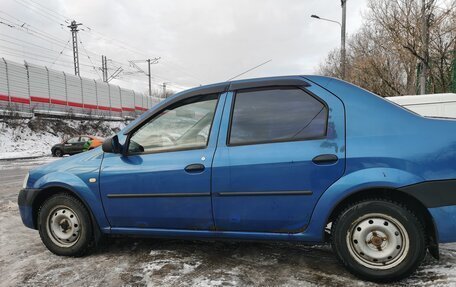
[[84, 104, 98, 109], [0, 94, 8, 101], [98, 106, 110, 111], [68, 101, 84, 108], [0, 94, 146, 113], [50, 99, 67, 105], [11, 97, 30, 104], [30, 96, 50, 103]]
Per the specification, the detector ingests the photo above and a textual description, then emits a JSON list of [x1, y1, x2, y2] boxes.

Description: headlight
[[22, 172, 29, 189]]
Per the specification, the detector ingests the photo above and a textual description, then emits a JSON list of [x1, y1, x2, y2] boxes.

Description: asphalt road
[[1, 157, 455, 286]]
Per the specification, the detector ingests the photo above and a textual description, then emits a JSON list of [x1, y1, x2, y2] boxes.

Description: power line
[[2, 1, 193, 91], [78, 33, 101, 79], [21, 0, 71, 23], [13, 0, 67, 26], [0, 15, 68, 46], [3, 2, 201, 88], [50, 37, 71, 68], [0, 42, 99, 69], [0, 33, 73, 57]]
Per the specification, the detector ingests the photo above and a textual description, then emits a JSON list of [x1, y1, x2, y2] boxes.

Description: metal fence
[[0, 58, 161, 119]]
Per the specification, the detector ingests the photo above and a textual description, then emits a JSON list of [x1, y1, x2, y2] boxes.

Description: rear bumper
[[398, 179, 456, 243], [18, 188, 41, 229], [429, 205, 456, 243]]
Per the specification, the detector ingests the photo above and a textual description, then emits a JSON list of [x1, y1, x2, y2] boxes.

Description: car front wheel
[[38, 194, 93, 256], [53, 149, 63, 157], [331, 199, 426, 283]]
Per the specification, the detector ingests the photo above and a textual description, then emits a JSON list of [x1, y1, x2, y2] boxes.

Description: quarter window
[[128, 94, 218, 154], [229, 88, 327, 145]]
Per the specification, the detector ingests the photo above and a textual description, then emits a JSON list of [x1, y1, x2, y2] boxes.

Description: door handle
[[185, 163, 205, 173], [312, 154, 338, 165]]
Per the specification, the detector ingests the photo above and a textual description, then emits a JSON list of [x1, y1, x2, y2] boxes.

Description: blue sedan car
[[18, 76, 456, 282]]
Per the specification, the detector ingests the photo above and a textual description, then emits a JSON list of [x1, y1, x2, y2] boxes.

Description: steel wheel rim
[[46, 205, 81, 248], [346, 213, 409, 270]]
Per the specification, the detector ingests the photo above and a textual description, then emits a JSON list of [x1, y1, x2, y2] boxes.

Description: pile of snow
[[0, 125, 59, 159], [0, 118, 127, 159]]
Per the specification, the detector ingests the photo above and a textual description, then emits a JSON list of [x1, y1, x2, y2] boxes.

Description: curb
[[0, 155, 50, 161]]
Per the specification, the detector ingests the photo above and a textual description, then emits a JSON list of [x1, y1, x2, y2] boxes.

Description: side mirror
[[102, 135, 122, 154]]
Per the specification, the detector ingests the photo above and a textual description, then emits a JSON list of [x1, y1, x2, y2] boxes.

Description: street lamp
[[311, 0, 347, 80]]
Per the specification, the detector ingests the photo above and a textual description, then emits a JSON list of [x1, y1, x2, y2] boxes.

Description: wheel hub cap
[[346, 213, 409, 270], [47, 206, 81, 247]]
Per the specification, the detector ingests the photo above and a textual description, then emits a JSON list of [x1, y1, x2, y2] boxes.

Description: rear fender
[[304, 167, 424, 241]]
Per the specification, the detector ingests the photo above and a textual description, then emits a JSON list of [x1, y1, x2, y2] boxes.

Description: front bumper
[[18, 188, 41, 229]]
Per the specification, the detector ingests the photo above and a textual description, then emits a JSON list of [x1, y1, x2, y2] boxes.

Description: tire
[[53, 149, 63, 157], [38, 194, 94, 256], [331, 199, 426, 283]]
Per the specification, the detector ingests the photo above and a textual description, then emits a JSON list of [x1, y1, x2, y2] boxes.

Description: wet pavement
[[1, 157, 455, 286]]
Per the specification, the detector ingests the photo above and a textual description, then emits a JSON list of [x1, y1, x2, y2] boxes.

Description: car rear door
[[212, 81, 345, 233]]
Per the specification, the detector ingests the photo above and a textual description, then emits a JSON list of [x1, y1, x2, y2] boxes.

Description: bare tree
[[318, 0, 456, 97]]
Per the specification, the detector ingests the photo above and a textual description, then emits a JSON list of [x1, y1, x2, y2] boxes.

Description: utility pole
[[128, 58, 160, 97], [67, 20, 82, 76], [162, 82, 168, 98], [147, 59, 152, 97], [101, 55, 108, 82], [420, 0, 429, 95], [311, 0, 347, 80], [341, 0, 347, 80]]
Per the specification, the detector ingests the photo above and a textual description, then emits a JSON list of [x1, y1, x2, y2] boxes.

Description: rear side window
[[229, 88, 327, 145]]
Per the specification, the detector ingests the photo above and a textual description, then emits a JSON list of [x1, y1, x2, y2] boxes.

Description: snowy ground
[[0, 119, 125, 159], [1, 158, 456, 286]]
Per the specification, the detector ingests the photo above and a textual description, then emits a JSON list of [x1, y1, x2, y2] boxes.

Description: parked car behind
[[51, 135, 104, 157], [19, 76, 456, 283]]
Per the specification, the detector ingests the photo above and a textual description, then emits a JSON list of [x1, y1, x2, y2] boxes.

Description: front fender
[[303, 167, 425, 241], [33, 171, 110, 232]]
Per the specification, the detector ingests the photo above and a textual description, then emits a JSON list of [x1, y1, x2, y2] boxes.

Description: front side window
[[128, 94, 218, 154], [67, 137, 80, 144], [229, 88, 327, 145]]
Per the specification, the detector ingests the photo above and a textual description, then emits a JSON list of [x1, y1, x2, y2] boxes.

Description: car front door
[[99, 93, 226, 229], [212, 84, 345, 233], [64, 137, 80, 154]]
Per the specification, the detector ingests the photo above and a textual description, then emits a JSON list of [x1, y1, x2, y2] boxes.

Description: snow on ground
[[0, 119, 126, 159], [1, 158, 456, 286]]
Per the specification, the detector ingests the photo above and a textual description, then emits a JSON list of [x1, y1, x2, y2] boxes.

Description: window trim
[[125, 93, 221, 156], [226, 86, 329, 147]]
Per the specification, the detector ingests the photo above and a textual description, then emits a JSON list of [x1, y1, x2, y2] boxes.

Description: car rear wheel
[[53, 149, 63, 157], [331, 199, 426, 282], [38, 194, 93, 256]]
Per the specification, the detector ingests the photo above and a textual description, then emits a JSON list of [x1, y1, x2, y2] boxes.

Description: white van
[[387, 93, 456, 118]]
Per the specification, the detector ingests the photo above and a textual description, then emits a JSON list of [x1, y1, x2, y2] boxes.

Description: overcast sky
[[0, 0, 368, 93]]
